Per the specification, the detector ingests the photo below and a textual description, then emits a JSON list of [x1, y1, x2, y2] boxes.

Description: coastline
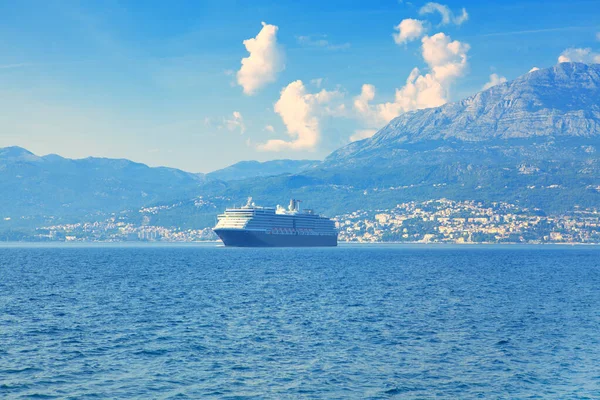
[[1, 241, 599, 248]]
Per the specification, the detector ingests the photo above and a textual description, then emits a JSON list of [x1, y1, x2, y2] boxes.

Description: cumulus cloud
[[393, 19, 426, 45], [529, 67, 540, 73], [421, 32, 470, 79], [258, 80, 344, 151], [353, 84, 378, 124], [354, 32, 470, 129], [351, 5, 471, 136], [350, 129, 378, 142], [224, 111, 246, 134], [237, 22, 284, 95], [353, 84, 400, 127], [419, 2, 468, 26], [558, 48, 600, 64], [482, 73, 507, 90], [264, 125, 275, 133], [354, 70, 447, 127]]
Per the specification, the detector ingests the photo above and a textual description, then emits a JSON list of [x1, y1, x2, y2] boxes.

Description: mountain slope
[[0, 147, 205, 221], [207, 159, 319, 182], [328, 62, 600, 164], [0, 148, 319, 229]]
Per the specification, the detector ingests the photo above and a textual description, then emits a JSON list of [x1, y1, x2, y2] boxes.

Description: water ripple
[[1, 245, 600, 398]]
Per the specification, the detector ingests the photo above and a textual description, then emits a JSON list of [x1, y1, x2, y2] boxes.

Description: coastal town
[[335, 199, 600, 243], [35, 220, 217, 242], [29, 198, 600, 244]]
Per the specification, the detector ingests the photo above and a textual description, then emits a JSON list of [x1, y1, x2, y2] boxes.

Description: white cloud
[[356, 33, 469, 125], [354, 32, 469, 132], [482, 73, 507, 90], [354, 70, 447, 127], [297, 35, 351, 50], [421, 33, 470, 80], [393, 19, 426, 45], [350, 129, 378, 142], [354, 84, 377, 124], [224, 111, 245, 134], [353, 84, 400, 127], [237, 22, 284, 95], [264, 125, 275, 133], [558, 48, 600, 64], [529, 67, 540, 73], [419, 2, 469, 26], [258, 80, 344, 151]]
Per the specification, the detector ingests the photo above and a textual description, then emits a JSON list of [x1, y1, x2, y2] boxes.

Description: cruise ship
[[213, 198, 338, 247]]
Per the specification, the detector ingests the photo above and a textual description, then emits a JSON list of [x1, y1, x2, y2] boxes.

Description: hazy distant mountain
[[0, 147, 205, 223], [0, 147, 318, 230], [207, 159, 319, 182]]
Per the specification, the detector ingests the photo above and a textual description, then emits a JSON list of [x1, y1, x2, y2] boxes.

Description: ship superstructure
[[213, 198, 337, 247]]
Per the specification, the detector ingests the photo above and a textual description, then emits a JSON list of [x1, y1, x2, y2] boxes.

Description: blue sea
[[1, 244, 600, 399]]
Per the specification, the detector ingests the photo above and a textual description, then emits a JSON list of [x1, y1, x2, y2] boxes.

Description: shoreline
[[0, 241, 599, 248]]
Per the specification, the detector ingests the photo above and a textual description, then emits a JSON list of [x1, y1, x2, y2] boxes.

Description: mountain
[[0, 148, 318, 230], [2, 63, 600, 235], [328, 62, 600, 164], [174, 62, 600, 221], [0, 147, 206, 225], [298, 62, 600, 212], [207, 159, 319, 182]]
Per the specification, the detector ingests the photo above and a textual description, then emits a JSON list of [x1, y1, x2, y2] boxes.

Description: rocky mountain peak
[[328, 62, 600, 163]]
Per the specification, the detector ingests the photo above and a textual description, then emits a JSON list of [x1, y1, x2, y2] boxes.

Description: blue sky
[[0, 0, 599, 172]]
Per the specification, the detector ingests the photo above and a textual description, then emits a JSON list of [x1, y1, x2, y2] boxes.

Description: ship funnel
[[288, 199, 301, 212]]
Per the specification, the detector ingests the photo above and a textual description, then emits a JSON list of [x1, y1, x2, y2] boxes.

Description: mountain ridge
[[327, 62, 600, 164], [206, 159, 320, 181], [1, 62, 600, 234], [0, 146, 323, 225]]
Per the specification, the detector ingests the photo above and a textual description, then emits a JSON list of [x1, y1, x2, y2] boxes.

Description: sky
[[0, 0, 599, 173]]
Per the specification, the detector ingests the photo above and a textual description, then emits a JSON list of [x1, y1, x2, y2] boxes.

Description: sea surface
[[1, 244, 600, 399]]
